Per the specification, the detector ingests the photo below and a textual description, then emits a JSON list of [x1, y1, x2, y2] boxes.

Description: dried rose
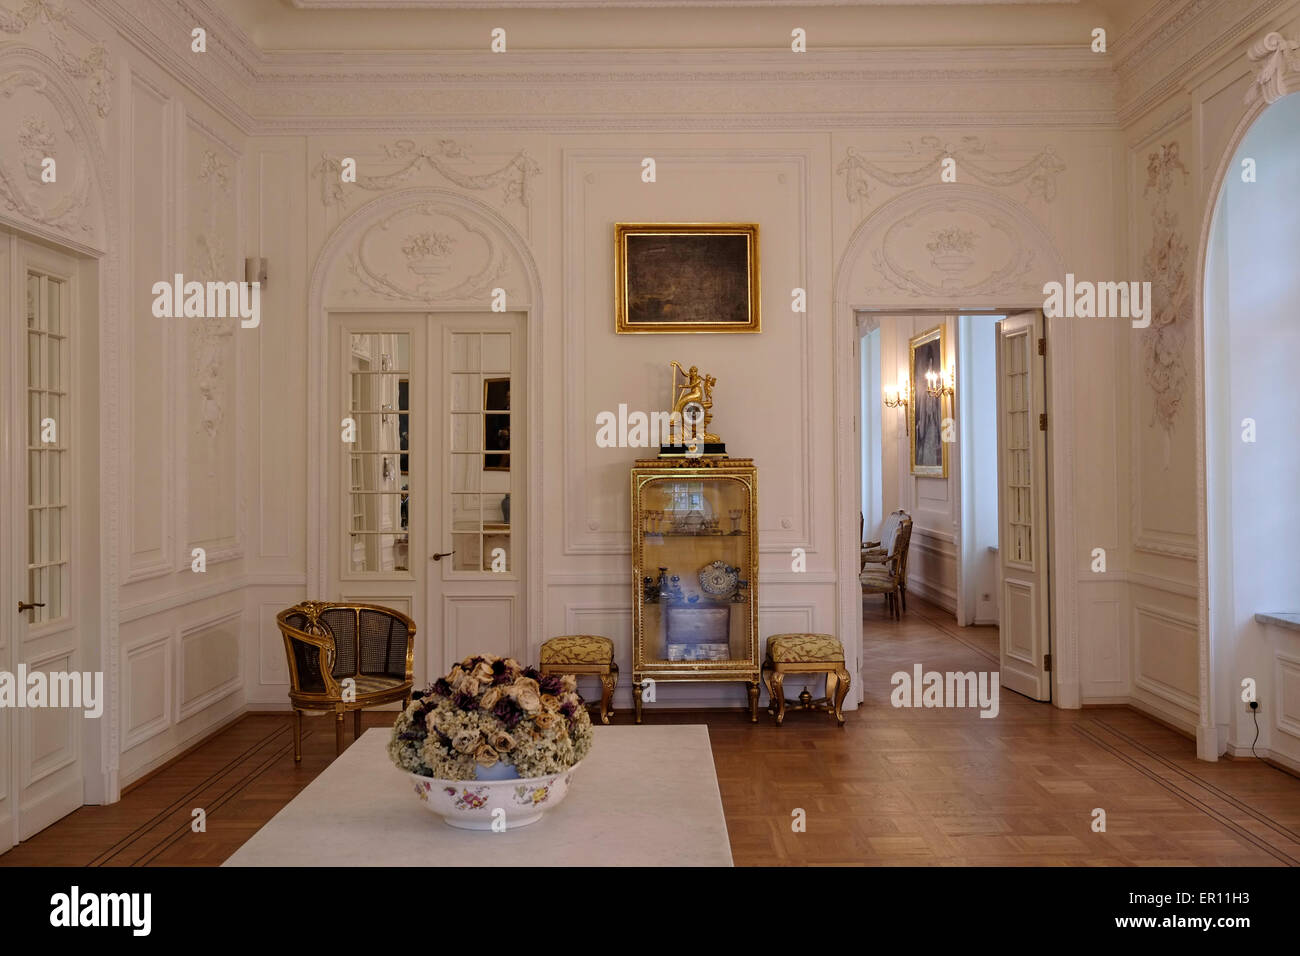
[[533, 712, 559, 732], [471, 660, 494, 683], [451, 731, 479, 754], [540, 693, 561, 713], [511, 679, 542, 714], [474, 743, 499, 768], [480, 686, 503, 710], [561, 675, 578, 694], [490, 730, 516, 752]]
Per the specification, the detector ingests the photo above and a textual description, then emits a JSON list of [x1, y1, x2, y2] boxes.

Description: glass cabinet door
[[632, 463, 758, 675]]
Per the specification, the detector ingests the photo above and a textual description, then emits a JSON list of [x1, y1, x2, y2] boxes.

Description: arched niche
[[1195, 31, 1300, 764], [305, 186, 545, 640], [0, 45, 107, 253]]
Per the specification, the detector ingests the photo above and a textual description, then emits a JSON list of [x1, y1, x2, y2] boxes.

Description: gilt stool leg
[[599, 670, 616, 725], [294, 710, 303, 763], [335, 712, 345, 755], [832, 666, 850, 725], [353, 709, 362, 741], [770, 671, 787, 726]]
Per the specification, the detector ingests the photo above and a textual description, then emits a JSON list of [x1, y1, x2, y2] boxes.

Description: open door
[[994, 310, 1051, 701]]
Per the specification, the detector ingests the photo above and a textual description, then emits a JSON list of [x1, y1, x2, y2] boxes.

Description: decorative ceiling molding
[[89, 1, 1120, 133], [1113, 0, 1289, 126], [1244, 30, 1300, 105]]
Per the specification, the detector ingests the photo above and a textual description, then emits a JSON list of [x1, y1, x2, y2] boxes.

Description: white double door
[[326, 312, 526, 689], [1, 234, 92, 851]]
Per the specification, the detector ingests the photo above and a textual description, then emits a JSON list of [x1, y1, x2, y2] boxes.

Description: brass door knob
[[17, 600, 46, 613], [431, 551, 456, 561]]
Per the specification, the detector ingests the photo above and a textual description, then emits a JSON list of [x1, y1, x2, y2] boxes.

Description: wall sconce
[[925, 364, 955, 399], [883, 376, 910, 434]]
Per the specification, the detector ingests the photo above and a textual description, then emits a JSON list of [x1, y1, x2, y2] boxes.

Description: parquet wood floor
[[2, 596, 1297, 866]]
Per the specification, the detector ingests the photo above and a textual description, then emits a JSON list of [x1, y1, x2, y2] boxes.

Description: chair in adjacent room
[[862, 509, 908, 572], [860, 516, 913, 619], [277, 601, 416, 761]]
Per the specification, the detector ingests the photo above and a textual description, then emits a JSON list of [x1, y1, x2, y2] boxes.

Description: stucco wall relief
[[1140, 141, 1191, 440]]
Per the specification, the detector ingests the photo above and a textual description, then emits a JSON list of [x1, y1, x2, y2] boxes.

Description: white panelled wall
[[1, 0, 1299, 833]]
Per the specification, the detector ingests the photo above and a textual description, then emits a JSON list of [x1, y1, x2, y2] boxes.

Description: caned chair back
[[277, 601, 415, 705]]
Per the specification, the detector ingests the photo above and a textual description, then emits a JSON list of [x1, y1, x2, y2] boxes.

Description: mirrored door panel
[[446, 331, 512, 573], [347, 332, 411, 574]]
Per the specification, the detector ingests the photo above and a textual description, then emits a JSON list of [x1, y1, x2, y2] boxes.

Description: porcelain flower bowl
[[408, 762, 582, 830]]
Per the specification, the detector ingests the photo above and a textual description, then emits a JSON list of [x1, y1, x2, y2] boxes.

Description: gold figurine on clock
[[662, 361, 726, 457]]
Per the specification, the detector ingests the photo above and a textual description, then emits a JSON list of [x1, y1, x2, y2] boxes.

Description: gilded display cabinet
[[630, 457, 760, 721]]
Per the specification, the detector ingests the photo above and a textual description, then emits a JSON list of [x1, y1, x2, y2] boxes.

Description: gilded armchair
[[277, 601, 416, 761], [862, 509, 909, 570], [860, 517, 913, 619]]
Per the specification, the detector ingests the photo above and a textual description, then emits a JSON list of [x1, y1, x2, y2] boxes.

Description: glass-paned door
[[3, 238, 85, 848], [26, 271, 70, 625], [327, 312, 526, 690]]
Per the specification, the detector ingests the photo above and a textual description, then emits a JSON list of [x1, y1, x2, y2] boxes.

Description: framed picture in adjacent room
[[908, 325, 948, 478], [614, 223, 760, 333]]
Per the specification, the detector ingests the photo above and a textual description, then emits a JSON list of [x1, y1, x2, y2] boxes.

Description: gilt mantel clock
[[629, 365, 760, 721]]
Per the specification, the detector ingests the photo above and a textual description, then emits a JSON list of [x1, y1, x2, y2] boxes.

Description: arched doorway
[[305, 187, 545, 683], [832, 183, 1079, 708], [1200, 85, 1300, 771]]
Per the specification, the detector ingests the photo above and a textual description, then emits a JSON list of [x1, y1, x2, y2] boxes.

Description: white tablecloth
[[223, 724, 733, 866]]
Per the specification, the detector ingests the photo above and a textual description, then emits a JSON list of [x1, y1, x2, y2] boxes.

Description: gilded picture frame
[[908, 325, 948, 478], [614, 223, 760, 334]]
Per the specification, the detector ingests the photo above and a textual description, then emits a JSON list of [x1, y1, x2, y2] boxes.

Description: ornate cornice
[[88, 0, 1119, 132], [1113, 0, 1293, 126]]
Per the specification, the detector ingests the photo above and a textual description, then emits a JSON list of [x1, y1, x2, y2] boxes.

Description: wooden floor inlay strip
[[1075, 719, 1300, 866]]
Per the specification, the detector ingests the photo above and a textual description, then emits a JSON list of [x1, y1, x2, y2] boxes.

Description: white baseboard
[[905, 579, 957, 615], [1224, 742, 1300, 775]]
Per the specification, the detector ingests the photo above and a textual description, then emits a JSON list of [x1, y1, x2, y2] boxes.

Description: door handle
[[17, 600, 45, 613], [431, 551, 456, 561]]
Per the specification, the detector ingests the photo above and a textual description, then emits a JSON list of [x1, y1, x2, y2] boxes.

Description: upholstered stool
[[761, 633, 850, 727], [539, 635, 619, 725]]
